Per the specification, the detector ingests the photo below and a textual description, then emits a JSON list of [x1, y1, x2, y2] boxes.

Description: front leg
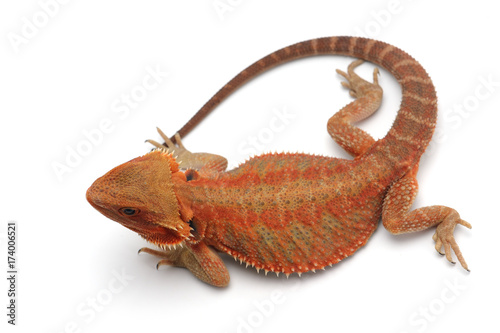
[[139, 241, 230, 287], [146, 127, 228, 173]]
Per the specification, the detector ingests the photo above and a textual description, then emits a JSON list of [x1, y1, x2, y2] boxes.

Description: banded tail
[[173, 36, 437, 169]]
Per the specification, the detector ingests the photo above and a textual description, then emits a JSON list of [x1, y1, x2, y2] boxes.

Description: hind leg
[[382, 166, 472, 270], [327, 60, 383, 157]]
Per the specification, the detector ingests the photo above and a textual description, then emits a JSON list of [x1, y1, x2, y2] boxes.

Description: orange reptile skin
[[86, 37, 471, 287]]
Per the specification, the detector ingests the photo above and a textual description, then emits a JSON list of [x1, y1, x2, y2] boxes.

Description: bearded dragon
[[86, 36, 471, 287]]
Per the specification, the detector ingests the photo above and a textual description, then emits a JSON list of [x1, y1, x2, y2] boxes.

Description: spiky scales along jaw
[[86, 150, 191, 247]]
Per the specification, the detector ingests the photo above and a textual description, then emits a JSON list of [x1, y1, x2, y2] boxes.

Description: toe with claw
[[432, 211, 472, 271], [145, 127, 228, 172], [336, 59, 382, 99]]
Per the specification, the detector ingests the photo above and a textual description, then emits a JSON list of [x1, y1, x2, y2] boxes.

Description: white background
[[1, 1, 499, 332]]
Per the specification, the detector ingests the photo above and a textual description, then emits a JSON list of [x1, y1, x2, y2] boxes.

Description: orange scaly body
[[177, 153, 385, 275], [87, 37, 471, 287]]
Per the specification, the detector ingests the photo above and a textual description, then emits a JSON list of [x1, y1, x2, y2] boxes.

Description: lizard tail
[[174, 36, 437, 166]]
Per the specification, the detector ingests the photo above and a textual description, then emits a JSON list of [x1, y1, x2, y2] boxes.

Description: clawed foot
[[432, 211, 472, 271], [145, 127, 228, 172], [139, 243, 230, 287], [336, 59, 382, 99], [146, 128, 189, 157], [138, 247, 183, 270]]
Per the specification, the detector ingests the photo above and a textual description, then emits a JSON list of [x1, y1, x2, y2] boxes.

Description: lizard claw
[[156, 259, 175, 269], [145, 128, 187, 153], [139, 246, 182, 269], [432, 210, 472, 271], [336, 59, 382, 99], [145, 127, 228, 172]]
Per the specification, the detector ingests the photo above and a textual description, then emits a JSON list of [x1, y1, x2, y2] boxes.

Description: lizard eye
[[119, 207, 140, 216]]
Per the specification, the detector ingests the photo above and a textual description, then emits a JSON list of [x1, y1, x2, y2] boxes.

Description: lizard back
[[184, 153, 386, 275]]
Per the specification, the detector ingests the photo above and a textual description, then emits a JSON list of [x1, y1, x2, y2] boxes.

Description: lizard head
[[86, 149, 191, 248]]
